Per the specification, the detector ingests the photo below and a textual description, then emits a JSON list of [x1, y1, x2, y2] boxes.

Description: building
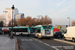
[[1, 8, 24, 26], [15, 13, 24, 21], [0, 14, 5, 26], [4, 8, 19, 26]]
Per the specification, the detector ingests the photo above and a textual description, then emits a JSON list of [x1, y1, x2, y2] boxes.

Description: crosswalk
[[21, 39, 33, 41]]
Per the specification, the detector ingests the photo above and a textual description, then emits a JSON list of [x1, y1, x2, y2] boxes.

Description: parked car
[[64, 26, 75, 42], [54, 32, 63, 38], [2, 27, 10, 34]]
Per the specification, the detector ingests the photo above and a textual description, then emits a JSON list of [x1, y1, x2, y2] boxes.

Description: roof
[[9, 27, 29, 29]]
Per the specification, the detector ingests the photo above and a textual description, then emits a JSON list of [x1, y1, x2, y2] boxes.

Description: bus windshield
[[42, 25, 52, 29], [30, 28, 37, 33]]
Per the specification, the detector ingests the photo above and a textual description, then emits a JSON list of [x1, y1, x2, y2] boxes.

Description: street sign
[[26, 25, 29, 27], [58, 25, 61, 29]]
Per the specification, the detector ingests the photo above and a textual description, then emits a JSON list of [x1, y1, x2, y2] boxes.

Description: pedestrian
[[8, 30, 11, 37], [10, 30, 13, 39], [9, 30, 13, 39]]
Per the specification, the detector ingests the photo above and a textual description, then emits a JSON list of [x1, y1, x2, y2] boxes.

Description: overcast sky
[[0, 0, 75, 25]]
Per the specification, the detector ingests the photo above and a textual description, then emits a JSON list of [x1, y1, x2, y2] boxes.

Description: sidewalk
[[0, 35, 17, 50]]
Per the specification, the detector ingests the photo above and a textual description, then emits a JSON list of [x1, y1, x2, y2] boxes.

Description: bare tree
[[72, 20, 75, 26]]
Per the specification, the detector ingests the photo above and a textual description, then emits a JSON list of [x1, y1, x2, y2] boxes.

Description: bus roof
[[9, 27, 29, 29]]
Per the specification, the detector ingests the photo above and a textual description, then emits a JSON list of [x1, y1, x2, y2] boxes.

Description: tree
[[17, 15, 52, 26], [18, 18, 26, 26], [72, 20, 75, 26], [0, 21, 4, 27], [8, 19, 17, 27]]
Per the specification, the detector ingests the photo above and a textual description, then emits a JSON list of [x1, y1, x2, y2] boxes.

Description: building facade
[[0, 14, 5, 26], [15, 13, 24, 21], [2, 8, 24, 26]]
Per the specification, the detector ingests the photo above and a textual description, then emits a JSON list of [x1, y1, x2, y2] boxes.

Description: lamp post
[[37, 15, 42, 22], [67, 17, 70, 26], [10, 5, 15, 38], [11, 5, 15, 31], [37, 15, 42, 19]]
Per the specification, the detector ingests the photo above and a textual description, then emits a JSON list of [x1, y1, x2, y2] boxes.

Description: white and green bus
[[9, 26, 30, 36], [34, 25, 54, 38]]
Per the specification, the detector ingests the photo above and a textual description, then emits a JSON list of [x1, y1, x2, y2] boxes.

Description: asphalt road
[[15, 35, 75, 50]]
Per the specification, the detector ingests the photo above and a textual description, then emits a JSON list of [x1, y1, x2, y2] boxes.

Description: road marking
[[51, 46, 59, 50], [33, 38, 38, 41], [54, 39, 75, 45], [43, 43, 50, 46], [21, 39, 25, 41], [38, 41, 43, 43], [21, 39, 33, 41], [33, 38, 59, 50]]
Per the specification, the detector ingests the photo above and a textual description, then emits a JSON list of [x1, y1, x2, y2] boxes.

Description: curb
[[17, 39, 21, 50], [15, 38, 19, 50]]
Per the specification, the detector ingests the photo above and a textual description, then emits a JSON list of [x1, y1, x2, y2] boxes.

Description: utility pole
[[11, 5, 15, 39], [67, 17, 70, 26]]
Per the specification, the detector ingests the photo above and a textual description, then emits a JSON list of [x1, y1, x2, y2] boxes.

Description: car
[[2, 27, 10, 34], [64, 26, 75, 42], [53, 32, 63, 39]]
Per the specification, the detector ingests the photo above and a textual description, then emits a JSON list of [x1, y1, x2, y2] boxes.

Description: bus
[[30, 27, 37, 34], [9, 26, 30, 36], [34, 25, 54, 38]]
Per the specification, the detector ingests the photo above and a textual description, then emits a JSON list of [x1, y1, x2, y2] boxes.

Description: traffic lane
[[17, 36, 56, 50], [37, 38, 75, 50]]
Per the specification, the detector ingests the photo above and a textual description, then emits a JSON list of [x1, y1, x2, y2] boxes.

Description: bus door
[[35, 27, 41, 36]]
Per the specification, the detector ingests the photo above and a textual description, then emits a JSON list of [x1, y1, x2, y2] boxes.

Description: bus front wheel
[[37, 35, 41, 39]]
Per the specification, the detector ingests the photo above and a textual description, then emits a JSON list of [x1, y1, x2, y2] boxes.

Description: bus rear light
[[41, 32, 42, 34]]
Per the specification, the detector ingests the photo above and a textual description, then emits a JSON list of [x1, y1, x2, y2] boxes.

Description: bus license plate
[[16, 32, 19, 35], [45, 30, 50, 35]]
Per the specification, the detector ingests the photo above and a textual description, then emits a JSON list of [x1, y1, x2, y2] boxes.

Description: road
[[14, 35, 75, 50]]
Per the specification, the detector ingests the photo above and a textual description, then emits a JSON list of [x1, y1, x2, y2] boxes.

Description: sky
[[0, 0, 75, 26]]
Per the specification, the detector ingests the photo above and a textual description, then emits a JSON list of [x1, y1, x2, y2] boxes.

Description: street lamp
[[67, 17, 70, 26], [37, 15, 42, 22], [37, 15, 42, 19], [11, 5, 15, 32], [3, 11, 8, 26]]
